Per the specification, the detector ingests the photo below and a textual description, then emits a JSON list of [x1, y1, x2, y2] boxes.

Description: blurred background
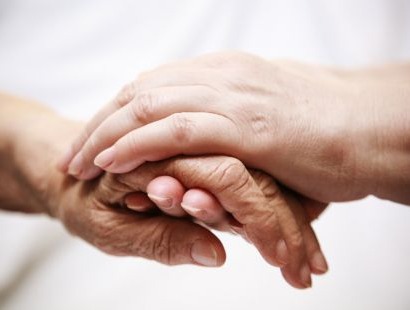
[[0, 0, 409, 309]]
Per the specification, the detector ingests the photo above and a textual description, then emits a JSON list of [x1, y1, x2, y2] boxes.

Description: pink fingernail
[[127, 203, 153, 212], [311, 250, 328, 274], [181, 203, 207, 219], [276, 239, 289, 266], [57, 147, 74, 172], [77, 165, 103, 180], [191, 240, 218, 267], [300, 263, 312, 288], [94, 147, 116, 169], [148, 193, 173, 209], [68, 154, 83, 176]]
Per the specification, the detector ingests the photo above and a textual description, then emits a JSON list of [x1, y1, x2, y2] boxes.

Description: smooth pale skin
[[62, 52, 410, 206], [0, 94, 328, 289]]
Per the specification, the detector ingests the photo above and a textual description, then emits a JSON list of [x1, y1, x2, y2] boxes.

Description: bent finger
[[124, 192, 155, 212], [117, 156, 286, 268], [60, 64, 215, 174], [57, 83, 137, 173], [250, 171, 312, 289], [69, 86, 218, 180], [145, 176, 187, 217], [181, 188, 227, 225], [303, 224, 328, 275], [94, 113, 241, 174]]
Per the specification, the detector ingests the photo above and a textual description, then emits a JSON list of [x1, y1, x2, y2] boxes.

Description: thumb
[[72, 175, 226, 267]]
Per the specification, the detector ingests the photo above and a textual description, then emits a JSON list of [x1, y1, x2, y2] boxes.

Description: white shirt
[[0, 0, 409, 309]]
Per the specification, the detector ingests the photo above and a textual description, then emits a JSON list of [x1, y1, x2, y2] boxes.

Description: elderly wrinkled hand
[[53, 155, 327, 289], [0, 93, 327, 290]]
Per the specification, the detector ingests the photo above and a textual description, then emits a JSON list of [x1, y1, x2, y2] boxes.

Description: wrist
[[15, 117, 83, 216], [264, 62, 367, 202], [0, 93, 83, 215], [342, 65, 410, 204]]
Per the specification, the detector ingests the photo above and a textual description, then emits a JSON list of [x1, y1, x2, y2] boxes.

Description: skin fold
[[62, 52, 410, 205], [0, 93, 328, 289]]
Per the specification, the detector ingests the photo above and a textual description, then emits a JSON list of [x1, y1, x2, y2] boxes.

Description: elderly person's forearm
[[0, 92, 78, 214]]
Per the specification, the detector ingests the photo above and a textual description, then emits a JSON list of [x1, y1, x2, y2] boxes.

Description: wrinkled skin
[[61, 52, 363, 202], [52, 156, 326, 289]]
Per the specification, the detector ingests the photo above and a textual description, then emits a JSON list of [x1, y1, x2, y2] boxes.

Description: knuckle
[[130, 92, 157, 124], [212, 158, 250, 194], [169, 113, 194, 143], [287, 230, 304, 251], [250, 170, 279, 199], [248, 112, 271, 137], [199, 51, 251, 67], [136, 69, 152, 81], [114, 83, 136, 108]]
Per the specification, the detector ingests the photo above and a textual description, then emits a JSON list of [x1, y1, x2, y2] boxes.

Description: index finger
[[57, 82, 137, 173]]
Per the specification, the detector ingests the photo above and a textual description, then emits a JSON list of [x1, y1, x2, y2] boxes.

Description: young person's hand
[[60, 52, 410, 205]]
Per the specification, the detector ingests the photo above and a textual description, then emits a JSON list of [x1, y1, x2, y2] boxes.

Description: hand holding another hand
[[61, 51, 366, 203], [52, 155, 327, 289]]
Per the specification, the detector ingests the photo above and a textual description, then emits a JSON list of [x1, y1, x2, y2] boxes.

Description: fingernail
[[300, 263, 312, 288], [127, 203, 153, 212], [275, 239, 289, 266], [311, 250, 328, 274], [57, 147, 74, 172], [68, 154, 83, 176], [191, 240, 218, 267], [94, 147, 116, 169], [181, 203, 207, 218], [148, 193, 173, 209], [78, 165, 103, 180]]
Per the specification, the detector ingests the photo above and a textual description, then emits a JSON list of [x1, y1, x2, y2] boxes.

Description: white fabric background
[[0, 0, 409, 309]]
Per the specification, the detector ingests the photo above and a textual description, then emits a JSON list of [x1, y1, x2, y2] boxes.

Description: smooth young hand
[[60, 52, 410, 205]]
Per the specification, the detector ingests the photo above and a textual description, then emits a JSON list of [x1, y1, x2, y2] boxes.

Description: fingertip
[[56, 147, 75, 172], [95, 153, 145, 174], [147, 176, 185, 202], [125, 192, 155, 212], [181, 189, 226, 224], [281, 265, 312, 289], [310, 250, 328, 275], [67, 153, 83, 176], [275, 239, 289, 267], [147, 176, 186, 216], [191, 238, 226, 267], [300, 263, 312, 288], [94, 147, 116, 169], [76, 165, 104, 180]]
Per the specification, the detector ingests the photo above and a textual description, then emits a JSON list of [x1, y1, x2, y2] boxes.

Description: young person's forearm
[[0, 93, 79, 214], [344, 64, 410, 204]]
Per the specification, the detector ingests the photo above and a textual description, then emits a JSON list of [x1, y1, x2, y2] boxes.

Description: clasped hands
[[56, 52, 356, 289]]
